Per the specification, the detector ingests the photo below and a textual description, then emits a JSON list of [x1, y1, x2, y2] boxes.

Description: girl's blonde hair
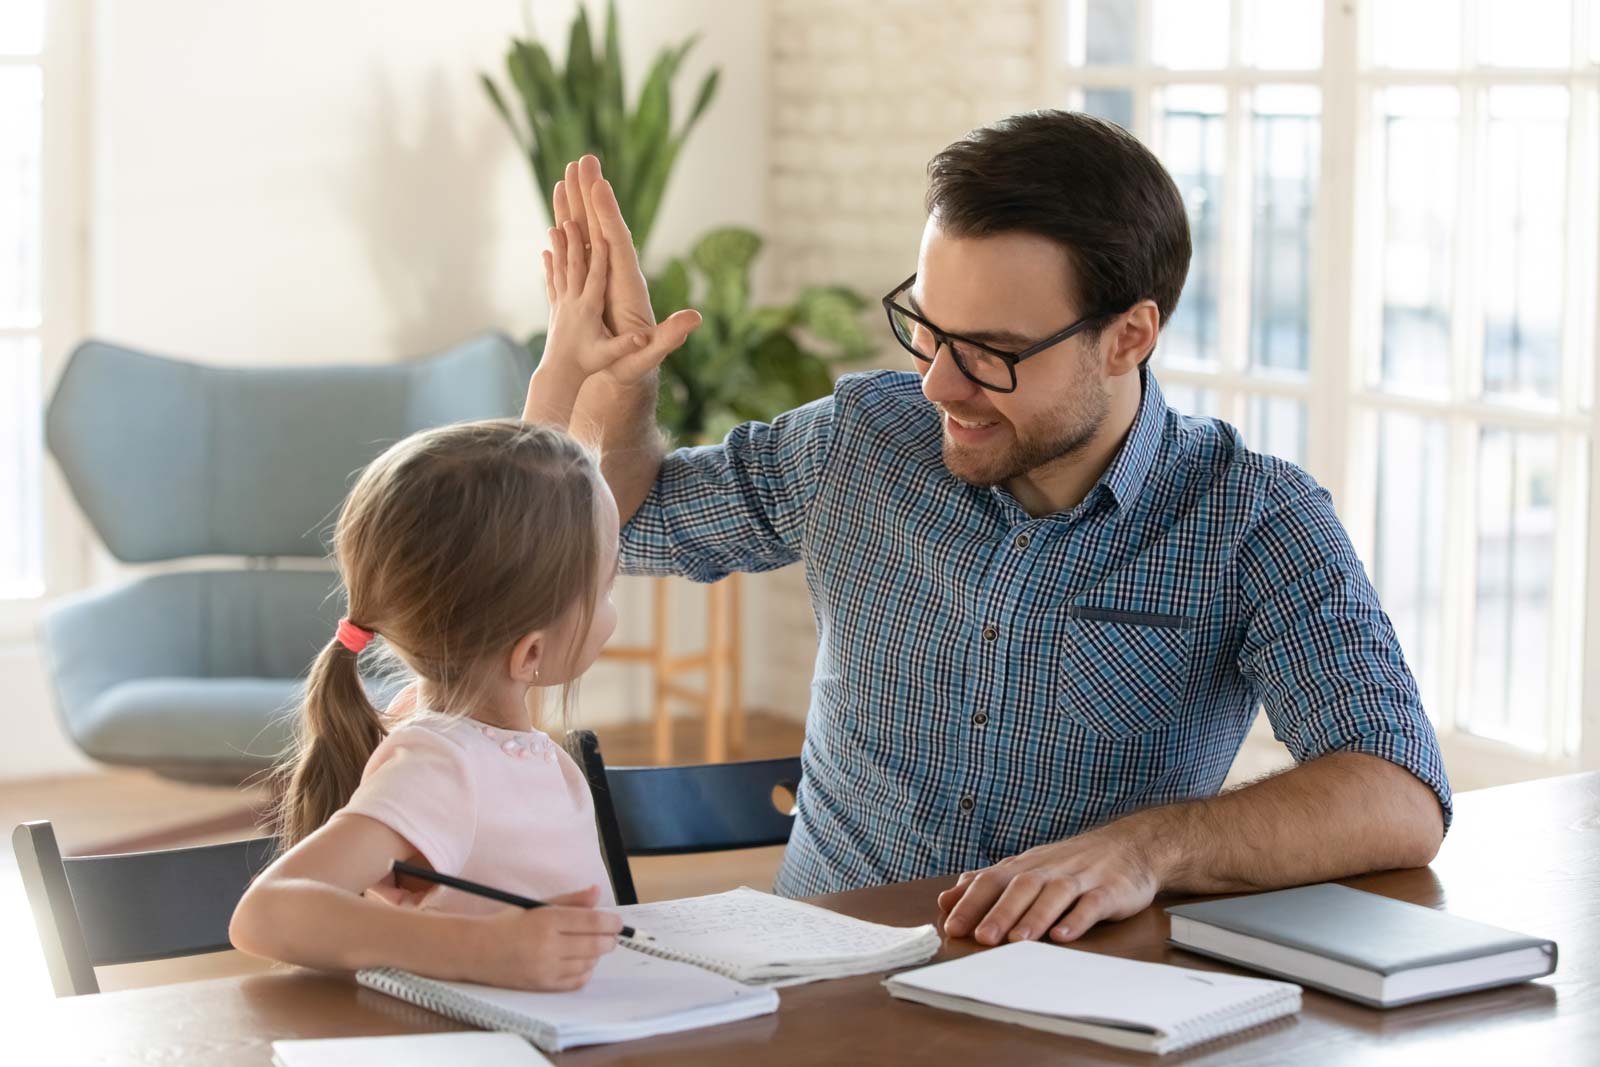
[[272, 419, 602, 848]]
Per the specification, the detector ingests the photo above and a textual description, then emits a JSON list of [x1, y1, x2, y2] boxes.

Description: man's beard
[[940, 377, 1111, 488]]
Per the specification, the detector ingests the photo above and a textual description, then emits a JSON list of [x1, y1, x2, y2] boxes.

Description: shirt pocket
[[1057, 604, 1195, 735]]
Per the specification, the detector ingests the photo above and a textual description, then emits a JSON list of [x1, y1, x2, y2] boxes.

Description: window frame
[[1051, 0, 1600, 773], [0, 0, 91, 640]]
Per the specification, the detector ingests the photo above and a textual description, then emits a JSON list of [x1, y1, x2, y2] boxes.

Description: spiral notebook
[[358, 949, 777, 1053], [884, 941, 1301, 1055], [357, 886, 938, 1051]]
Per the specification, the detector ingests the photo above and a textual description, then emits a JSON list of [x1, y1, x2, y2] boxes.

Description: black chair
[[11, 820, 277, 996], [563, 730, 802, 905]]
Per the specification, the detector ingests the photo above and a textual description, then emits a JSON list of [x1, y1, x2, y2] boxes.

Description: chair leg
[[706, 579, 728, 764], [651, 577, 672, 765], [728, 573, 745, 758]]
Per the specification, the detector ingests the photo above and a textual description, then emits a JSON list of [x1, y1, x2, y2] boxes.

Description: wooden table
[[19, 773, 1597, 1066]]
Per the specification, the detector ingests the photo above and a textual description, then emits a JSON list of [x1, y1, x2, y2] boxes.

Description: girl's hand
[[466, 885, 624, 991], [523, 216, 699, 428], [542, 212, 701, 382]]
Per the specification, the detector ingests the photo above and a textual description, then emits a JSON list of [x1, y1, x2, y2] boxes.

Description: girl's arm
[[523, 210, 700, 430], [229, 813, 621, 990]]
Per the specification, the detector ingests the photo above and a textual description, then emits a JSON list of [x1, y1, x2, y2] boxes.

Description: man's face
[[909, 220, 1112, 488]]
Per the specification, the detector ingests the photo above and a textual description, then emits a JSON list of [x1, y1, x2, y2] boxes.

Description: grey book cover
[[1166, 883, 1557, 975]]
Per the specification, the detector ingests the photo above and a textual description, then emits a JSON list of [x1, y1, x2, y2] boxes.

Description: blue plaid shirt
[[620, 368, 1452, 897]]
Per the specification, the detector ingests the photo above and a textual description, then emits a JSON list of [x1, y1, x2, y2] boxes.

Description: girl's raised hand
[[541, 216, 701, 389]]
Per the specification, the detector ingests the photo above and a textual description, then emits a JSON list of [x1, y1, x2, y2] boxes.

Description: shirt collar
[[1098, 364, 1166, 511]]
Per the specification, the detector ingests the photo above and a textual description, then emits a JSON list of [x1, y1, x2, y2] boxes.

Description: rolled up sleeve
[[619, 391, 837, 583], [1236, 470, 1454, 831]]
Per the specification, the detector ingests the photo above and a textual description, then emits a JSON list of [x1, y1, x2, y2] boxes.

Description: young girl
[[229, 177, 701, 992]]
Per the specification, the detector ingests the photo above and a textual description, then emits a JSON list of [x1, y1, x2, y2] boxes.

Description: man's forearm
[[568, 371, 665, 525], [1130, 751, 1445, 895]]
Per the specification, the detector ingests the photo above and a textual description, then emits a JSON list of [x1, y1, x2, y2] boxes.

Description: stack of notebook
[[358, 886, 940, 1052]]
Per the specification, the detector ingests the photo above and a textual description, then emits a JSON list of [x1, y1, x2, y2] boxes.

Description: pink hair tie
[[336, 617, 375, 653]]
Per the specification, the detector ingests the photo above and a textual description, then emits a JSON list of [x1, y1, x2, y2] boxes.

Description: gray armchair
[[41, 332, 534, 785]]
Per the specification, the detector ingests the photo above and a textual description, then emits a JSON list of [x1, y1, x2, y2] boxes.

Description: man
[[552, 109, 1450, 947]]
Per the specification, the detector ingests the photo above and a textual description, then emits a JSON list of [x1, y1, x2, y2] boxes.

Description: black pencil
[[392, 860, 644, 940]]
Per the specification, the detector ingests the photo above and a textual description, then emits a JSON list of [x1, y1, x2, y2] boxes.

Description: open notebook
[[357, 886, 939, 1051], [885, 941, 1301, 1055], [615, 886, 941, 985]]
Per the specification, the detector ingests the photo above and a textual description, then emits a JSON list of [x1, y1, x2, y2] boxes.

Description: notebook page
[[431, 948, 772, 1028], [888, 942, 1298, 1032], [618, 887, 935, 967]]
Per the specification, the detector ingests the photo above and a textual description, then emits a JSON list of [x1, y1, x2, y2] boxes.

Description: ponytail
[[271, 635, 386, 848]]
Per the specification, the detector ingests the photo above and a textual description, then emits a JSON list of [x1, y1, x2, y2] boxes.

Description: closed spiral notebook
[[884, 941, 1301, 1055]]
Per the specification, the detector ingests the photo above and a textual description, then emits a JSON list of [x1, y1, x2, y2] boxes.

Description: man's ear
[[1105, 300, 1161, 377], [508, 630, 546, 686]]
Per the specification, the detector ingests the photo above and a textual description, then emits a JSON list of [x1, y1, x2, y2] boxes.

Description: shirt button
[[972, 711, 988, 726], [1014, 533, 1031, 549], [981, 625, 998, 642], [958, 795, 975, 813]]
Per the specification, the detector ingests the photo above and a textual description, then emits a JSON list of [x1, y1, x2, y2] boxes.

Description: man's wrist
[[1116, 802, 1191, 890]]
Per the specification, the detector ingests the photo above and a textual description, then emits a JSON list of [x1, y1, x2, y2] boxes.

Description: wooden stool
[[601, 573, 743, 764]]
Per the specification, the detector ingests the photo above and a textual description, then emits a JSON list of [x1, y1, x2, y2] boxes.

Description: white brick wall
[[768, 0, 1047, 298], [755, 0, 1049, 721]]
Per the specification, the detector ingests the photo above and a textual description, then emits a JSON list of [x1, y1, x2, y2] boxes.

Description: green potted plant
[[481, 1, 872, 440]]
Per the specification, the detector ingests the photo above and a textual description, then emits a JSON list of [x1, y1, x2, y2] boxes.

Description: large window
[[0, 3, 46, 600], [0, 0, 82, 630], [1058, 0, 1600, 766]]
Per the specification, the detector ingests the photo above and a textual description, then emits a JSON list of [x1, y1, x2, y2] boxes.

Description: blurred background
[[1, 0, 1597, 1002]]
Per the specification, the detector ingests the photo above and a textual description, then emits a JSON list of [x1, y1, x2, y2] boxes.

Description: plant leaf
[[566, 7, 598, 144], [481, 73, 527, 150]]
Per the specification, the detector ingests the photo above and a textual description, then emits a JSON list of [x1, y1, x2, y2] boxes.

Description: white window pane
[[1372, 414, 1448, 720], [1371, 0, 1461, 69], [1076, 0, 1138, 65], [1377, 88, 1458, 394], [1244, 395, 1306, 464], [1242, 0, 1322, 69], [1082, 87, 1135, 132], [1, 335, 43, 599], [1479, 0, 1572, 68], [1469, 429, 1556, 749], [0, 65, 43, 329], [1160, 381, 1217, 416], [0, 0, 44, 55], [1249, 87, 1319, 377], [1152, 0, 1229, 68], [1156, 86, 1225, 367], [1482, 87, 1567, 403]]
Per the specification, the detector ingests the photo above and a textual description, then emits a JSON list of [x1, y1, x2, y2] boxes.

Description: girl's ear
[[508, 630, 546, 686]]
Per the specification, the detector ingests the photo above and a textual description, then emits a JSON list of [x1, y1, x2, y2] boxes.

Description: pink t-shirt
[[335, 713, 615, 914]]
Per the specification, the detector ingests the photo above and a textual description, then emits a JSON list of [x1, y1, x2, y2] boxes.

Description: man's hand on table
[[937, 816, 1169, 945]]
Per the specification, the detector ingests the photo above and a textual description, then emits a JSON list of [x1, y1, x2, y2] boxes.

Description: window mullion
[[1313, 0, 1359, 505], [1439, 415, 1478, 738]]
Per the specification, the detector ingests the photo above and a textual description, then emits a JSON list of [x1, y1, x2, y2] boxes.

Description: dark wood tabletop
[[20, 772, 1597, 1066]]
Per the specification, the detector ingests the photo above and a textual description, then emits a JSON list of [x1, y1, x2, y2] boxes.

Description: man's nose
[[920, 343, 979, 405]]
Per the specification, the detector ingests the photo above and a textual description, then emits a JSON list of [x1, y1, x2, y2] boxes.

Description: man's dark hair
[[925, 110, 1191, 361]]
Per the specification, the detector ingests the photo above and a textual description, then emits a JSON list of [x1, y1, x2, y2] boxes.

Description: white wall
[[4, 0, 772, 779]]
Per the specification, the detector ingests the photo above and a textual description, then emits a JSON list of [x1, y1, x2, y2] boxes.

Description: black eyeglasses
[[881, 273, 1112, 393]]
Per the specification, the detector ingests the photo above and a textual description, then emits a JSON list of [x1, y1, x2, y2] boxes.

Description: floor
[[0, 713, 804, 1007]]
